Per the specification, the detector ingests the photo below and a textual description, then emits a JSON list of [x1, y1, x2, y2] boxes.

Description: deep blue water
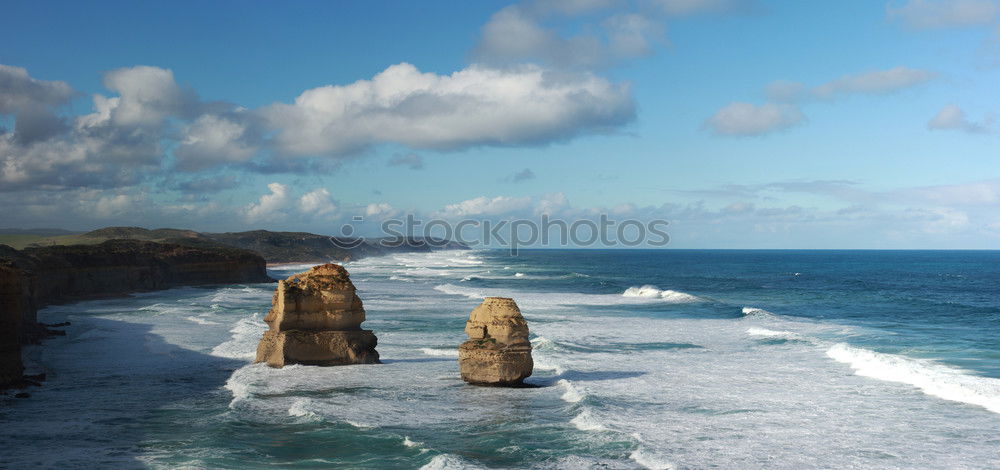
[[472, 250, 1000, 377], [2, 249, 998, 469]]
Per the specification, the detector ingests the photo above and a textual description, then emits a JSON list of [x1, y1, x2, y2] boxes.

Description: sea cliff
[[0, 240, 271, 388]]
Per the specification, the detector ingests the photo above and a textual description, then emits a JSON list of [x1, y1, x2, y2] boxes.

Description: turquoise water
[[2, 250, 999, 468]]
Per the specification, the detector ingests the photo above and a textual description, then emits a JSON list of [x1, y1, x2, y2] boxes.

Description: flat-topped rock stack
[[255, 263, 379, 368], [458, 297, 533, 386]]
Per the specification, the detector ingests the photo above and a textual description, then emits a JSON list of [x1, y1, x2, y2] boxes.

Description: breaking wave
[[622, 285, 701, 303], [826, 343, 1000, 414]]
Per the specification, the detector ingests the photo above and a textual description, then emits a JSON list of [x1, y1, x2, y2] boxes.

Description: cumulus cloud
[[704, 102, 805, 136], [888, 0, 1000, 29], [0, 64, 74, 115], [472, 0, 754, 70], [471, 0, 685, 69], [388, 153, 424, 170], [245, 182, 290, 222], [0, 64, 74, 146], [0, 65, 203, 190], [174, 112, 261, 171], [435, 195, 534, 218], [97, 66, 197, 127], [927, 104, 991, 133], [299, 188, 338, 216], [365, 203, 397, 218], [473, 6, 596, 68], [263, 63, 634, 156], [535, 192, 570, 215], [0, 60, 636, 190]]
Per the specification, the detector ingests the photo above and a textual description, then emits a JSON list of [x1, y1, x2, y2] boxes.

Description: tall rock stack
[[255, 264, 379, 368], [458, 297, 533, 386]]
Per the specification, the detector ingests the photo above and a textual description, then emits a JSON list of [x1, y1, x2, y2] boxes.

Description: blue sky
[[1, 0, 999, 248]]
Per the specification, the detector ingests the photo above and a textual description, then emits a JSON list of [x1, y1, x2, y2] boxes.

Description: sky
[[1, 0, 1000, 248]]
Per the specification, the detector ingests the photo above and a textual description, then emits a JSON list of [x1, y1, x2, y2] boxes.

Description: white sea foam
[[403, 436, 421, 448], [184, 316, 219, 326], [434, 283, 701, 309], [630, 447, 677, 470], [345, 420, 375, 429], [746, 327, 805, 341], [210, 314, 265, 360], [420, 454, 483, 470], [570, 408, 608, 431], [532, 357, 567, 376], [514, 272, 525, 277], [530, 336, 553, 348], [420, 348, 459, 357], [558, 379, 585, 403], [826, 343, 1000, 414], [741, 306, 774, 317], [224, 364, 261, 407], [622, 285, 701, 303], [288, 399, 318, 420]]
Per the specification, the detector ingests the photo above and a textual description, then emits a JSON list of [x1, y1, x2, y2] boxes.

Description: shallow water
[[2, 249, 999, 469]]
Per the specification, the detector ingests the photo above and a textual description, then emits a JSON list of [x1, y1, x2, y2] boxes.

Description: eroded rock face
[[0, 265, 26, 386], [0, 240, 270, 388], [458, 297, 533, 386], [255, 264, 379, 367]]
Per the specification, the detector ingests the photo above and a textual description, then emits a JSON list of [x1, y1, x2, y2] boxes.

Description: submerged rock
[[255, 263, 379, 367], [458, 297, 533, 386]]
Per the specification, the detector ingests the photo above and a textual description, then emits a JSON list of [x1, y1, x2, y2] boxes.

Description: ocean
[[1, 249, 999, 469]]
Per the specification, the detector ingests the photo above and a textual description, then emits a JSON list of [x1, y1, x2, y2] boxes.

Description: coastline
[[0, 240, 272, 389]]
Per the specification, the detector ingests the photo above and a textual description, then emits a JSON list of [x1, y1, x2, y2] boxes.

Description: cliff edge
[[0, 240, 272, 389]]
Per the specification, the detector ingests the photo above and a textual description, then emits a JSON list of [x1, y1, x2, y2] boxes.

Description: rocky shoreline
[[0, 240, 272, 389]]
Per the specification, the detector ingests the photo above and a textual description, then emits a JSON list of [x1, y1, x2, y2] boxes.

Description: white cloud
[[0, 65, 200, 190], [175, 113, 259, 171], [435, 195, 534, 218], [299, 188, 338, 216], [245, 183, 290, 222], [649, 0, 754, 16], [98, 66, 193, 127], [0, 64, 73, 115], [927, 104, 991, 133], [813, 66, 935, 97], [704, 102, 805, 136], [888, 0, 1000, 29], [365, 203, 397, 218], [535, 192, 570, 215], [472, 2, 670, 69], [263, 62, 634, 156]]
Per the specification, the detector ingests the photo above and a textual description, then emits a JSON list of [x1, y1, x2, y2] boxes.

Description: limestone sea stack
[[255, 264, 379, 367], [458, 297, 533, 386]]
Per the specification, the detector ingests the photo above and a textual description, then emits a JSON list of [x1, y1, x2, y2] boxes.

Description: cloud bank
[[0, 62, 635, 191]]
